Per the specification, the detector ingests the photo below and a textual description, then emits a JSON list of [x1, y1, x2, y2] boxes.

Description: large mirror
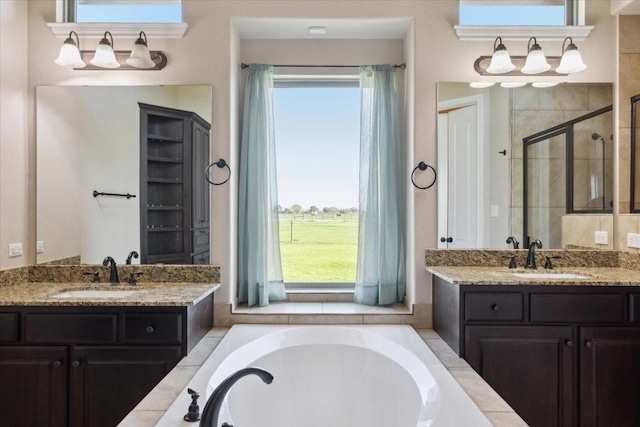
[[437, 82, 614, 250], [37, 85, 212, 265]]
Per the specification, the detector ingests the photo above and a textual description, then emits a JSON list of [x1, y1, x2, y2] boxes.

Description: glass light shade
[[469, 81, 496, 88], [126, 44, 155, 69], [55, 42, 86, 68], [90, 34, 120, 69], [521, 49, 550, 74], [556, 49, 587, 74], [486, 50, 515, 74], [532, 82, 559, 88], [500, 82, 527, 88]]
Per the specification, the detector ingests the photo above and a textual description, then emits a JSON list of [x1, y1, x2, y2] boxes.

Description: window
[[65, 0, 181, 23], [273, 80, 360, 286], [459, 0, 583, 26]]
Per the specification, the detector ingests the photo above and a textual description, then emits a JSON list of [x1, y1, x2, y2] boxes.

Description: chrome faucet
[[200, 368, 273, 427], [102, 256, 119, 284], [525, 240, 543, 269]]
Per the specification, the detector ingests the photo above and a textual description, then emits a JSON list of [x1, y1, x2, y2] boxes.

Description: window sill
[[454, 25, 593, 41], [48, 22, 188, 39]]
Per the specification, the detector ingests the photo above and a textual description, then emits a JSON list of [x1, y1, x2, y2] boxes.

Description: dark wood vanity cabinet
[[433, 278, 640, 427], [0, 296, 212, 427], [139, 103, 211, 265]]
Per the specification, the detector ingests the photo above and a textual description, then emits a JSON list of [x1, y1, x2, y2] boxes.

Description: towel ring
[[205, 159, 231, 186], [411, 161, 437, 190]]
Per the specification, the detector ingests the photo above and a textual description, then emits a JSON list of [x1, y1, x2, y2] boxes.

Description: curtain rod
[[240, 63, 406, 70]]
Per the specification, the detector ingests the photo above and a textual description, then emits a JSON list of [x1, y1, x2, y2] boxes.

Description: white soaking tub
[[157, 325, 492, 427]]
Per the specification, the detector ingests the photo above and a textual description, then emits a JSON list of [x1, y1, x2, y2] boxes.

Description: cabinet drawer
[[25, 313, 117, 343], [465, 293, 523, 322], [0, 313, 19, 342], [123, 313, 183, 344], [530, 293, 624, 323]]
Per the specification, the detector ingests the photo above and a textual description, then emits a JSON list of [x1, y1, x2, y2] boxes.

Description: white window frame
[[273, 75, 360, 290], [50, 0, 188, 39], [454, 0, 593, 41]]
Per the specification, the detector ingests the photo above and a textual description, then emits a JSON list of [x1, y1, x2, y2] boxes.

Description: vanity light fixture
[[521, 37, 550, 74], [500, 82, 527, 88], [55, 31, 86, 69], [556, 37, 587, 74], [126, 32, 155, 69], [485, 37, 515, 74], [54, 31, 168, 71], [474, 36, 587, 77], [90, 31, 120, 68]]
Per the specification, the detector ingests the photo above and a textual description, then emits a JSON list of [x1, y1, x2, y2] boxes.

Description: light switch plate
[[595, 231, 608, 245], [36, 241, 44, 254], [8, 243, 23, 257]]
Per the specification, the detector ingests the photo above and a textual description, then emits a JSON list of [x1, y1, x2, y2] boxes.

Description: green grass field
[[278, 216, 358, 282]]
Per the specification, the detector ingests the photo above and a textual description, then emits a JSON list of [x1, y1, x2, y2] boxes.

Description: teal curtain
[[354, 65, 406, 306], [238, 64, 286, 307]]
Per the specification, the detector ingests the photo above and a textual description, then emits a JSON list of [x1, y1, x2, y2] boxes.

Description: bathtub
[[157, 325, 492, 427]]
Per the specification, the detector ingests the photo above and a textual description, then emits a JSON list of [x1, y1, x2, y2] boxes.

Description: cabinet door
[[69, 346, 181, 427], [192, 122, 210, 230], [0, 346, 67, 427], [466, 325, 575, 427], [580, 327, 640, 427]]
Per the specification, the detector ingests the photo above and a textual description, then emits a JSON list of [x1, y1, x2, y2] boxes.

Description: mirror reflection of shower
[[589, 132, 608, 210]]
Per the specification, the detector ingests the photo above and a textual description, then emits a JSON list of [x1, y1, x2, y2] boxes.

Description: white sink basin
[[52, 290, 138, 298], [511, 273, 590, 279]]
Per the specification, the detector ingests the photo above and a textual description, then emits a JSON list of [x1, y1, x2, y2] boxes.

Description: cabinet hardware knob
[[72, 360, 80, 368], [585, 341, 593, 349], [566, 340, 574, 347], [146, 325, 155, 334], [492, 304, 502, 312], [53, 360, 62, 368]]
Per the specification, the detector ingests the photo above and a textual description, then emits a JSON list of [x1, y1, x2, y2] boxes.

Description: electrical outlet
[[36, 241, 44, 254], [490, 205, 499, 218], [595, 231, 608, 245], [628, 233, 640, 248], [8, 243, 23, 257]]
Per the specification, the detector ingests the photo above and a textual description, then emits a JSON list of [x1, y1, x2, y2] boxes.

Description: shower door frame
[[522, 105, 613, 247]]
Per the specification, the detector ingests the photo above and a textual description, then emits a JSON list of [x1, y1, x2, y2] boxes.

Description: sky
[[274, 87, 360, 211], [77, 4, 181, 23], [459, 5, 565, 26]]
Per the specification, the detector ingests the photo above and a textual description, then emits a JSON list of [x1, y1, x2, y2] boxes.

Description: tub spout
[[200, 367, 273, 427]]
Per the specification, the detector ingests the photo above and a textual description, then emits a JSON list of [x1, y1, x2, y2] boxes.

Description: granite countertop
[[427, 265, 640, 286], [0, 281, 220, 306]]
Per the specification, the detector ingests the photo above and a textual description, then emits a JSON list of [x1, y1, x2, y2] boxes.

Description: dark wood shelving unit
[[139, 103, 211, 265]]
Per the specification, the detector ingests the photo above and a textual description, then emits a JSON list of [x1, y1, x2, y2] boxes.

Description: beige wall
[[0, 1, 618, 308], [0, 1, 29, 270]]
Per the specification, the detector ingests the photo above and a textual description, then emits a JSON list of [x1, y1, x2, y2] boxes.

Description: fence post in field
[[290, 220, 293, 243]]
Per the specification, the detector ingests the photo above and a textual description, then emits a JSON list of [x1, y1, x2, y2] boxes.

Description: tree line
[[278, 204, 359, 215]]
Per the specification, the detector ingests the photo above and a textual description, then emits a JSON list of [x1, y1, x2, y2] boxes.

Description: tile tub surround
[[425, 248, 620, 268], [119, 327, 524, 427]]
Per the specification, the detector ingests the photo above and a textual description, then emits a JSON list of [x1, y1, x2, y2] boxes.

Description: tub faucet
[[200, 367, 273, 427], [102, 256, 119, 284], [525, 240, 543, 269]]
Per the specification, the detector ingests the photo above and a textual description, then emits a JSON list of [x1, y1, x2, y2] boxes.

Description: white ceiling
[[232, 18, 413, 40]]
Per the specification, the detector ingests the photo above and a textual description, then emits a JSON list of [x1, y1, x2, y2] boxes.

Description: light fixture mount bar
[[75, 50, 167, 70], [474, 55, 568, 76]]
